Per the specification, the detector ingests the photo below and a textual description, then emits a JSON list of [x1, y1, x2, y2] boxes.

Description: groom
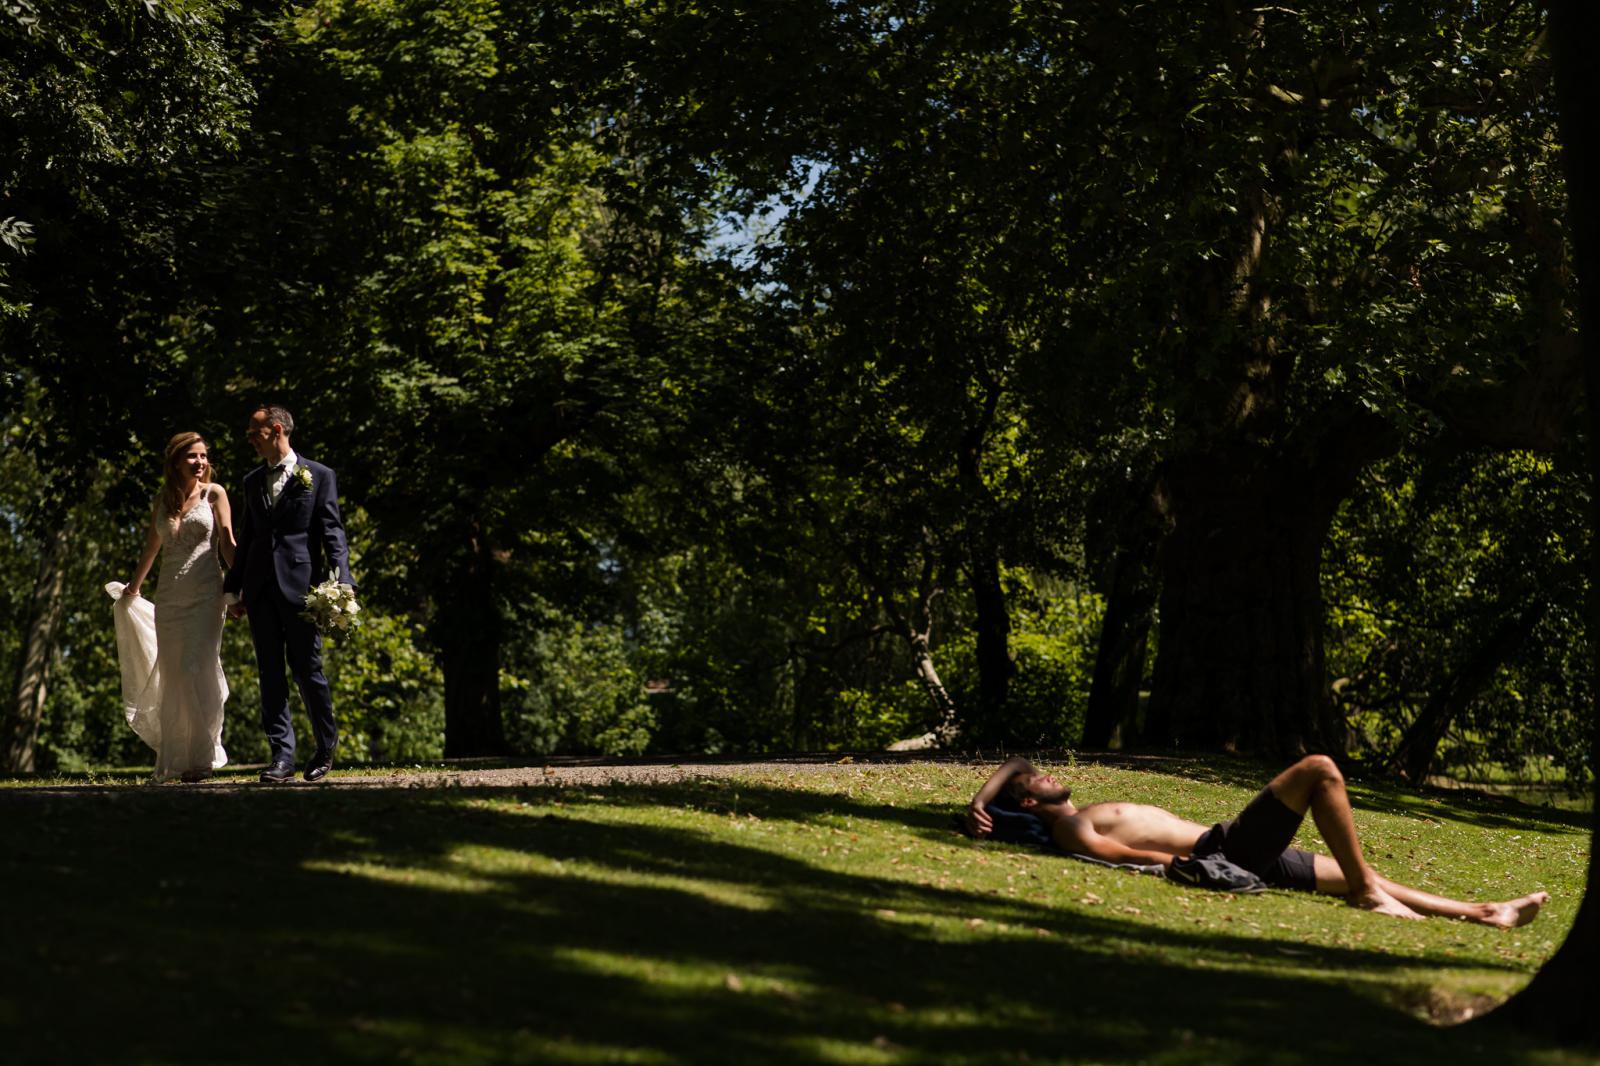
[[225, 404, 355, 783]]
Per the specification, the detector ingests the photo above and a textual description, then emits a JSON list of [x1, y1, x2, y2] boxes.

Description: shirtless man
[[966, 754, 1549, 927]]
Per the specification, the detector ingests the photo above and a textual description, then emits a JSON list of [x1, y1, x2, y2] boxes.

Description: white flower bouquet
[[302, 578, 360, 635]]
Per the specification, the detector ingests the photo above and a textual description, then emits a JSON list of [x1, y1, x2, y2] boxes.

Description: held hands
[[965, 801, 993, 838], [227, 601, 247, 620]]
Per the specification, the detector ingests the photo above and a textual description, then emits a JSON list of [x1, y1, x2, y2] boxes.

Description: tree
[[658, 3, 1111, 747], [1490, 0, 1599, 1041], [1325, 449, 1588, 785], [198, 0, 752, 755], [888, 2, 1579, 757], [0, 0, 251, 770]]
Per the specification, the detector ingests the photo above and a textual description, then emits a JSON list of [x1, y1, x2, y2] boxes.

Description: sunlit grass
[[0, 756, 1593, 1064]]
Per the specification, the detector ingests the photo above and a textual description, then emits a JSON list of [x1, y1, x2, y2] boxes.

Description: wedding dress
[[107, 487, 228, 779]]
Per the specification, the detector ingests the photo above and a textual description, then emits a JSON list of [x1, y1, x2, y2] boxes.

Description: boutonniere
[[291, 465, 313, 493]]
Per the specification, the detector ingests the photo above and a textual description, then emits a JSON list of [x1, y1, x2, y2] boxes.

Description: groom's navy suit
[[224, 454, 354, 765]]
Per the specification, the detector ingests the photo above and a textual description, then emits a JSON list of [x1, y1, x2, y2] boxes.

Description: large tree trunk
[[1144, 400, 1399, 757], [437, 526, 507, 758], [1392, 603, 1546, 784], [1083, 481, 1166, 749], [963, 537, 1013, 747], [1083, 547, 1155, 749], [6, 517, 74, 773], [1143, 448, 1340, 756], [1488, 0, 1600, 1041], [956, 380, 1014, 747]]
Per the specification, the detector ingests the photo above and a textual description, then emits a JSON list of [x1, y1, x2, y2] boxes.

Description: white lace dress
[[107, 487, 229, 779]]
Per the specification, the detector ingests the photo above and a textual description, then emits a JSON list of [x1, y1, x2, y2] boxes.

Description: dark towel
[[982, 799, 1054, 848], [1166, 854, 1268, 893]]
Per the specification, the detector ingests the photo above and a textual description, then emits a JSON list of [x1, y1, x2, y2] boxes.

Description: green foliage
[[323, 610, 445, 764], [1, 2, 1588, 786], [0, 417, 43, 709], [1326, 448, 1592, 788], [623, 545, 802, 755], [937, 572, 1103, 751], [0, 0, 252, 470], [501, 602, 653, 758], [192, 0, 760, 754], [828, 682, 932, 751]]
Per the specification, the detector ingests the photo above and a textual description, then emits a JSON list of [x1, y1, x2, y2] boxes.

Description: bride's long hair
[[160, 431, 212, 517]]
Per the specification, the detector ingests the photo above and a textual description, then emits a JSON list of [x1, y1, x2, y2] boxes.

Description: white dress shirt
[[266, 449, 300, 506]]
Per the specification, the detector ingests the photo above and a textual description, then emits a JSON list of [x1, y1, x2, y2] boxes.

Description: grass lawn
[[1, 755, 1593, 1065]]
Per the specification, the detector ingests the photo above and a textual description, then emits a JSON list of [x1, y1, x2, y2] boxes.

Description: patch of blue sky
[[704, 159, 827, 274]]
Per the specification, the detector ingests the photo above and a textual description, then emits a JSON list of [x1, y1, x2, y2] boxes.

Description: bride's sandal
[[180, 769, 211, 783]]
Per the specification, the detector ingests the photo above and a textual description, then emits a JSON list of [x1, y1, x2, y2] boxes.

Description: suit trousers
[[246, 584, 336, 762]]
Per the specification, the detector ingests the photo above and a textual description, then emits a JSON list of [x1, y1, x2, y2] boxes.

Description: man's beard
[[1033, 785, 1072, 805]]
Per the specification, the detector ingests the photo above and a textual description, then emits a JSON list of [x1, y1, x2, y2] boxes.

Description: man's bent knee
[[1295, 754, 1341, 785], [1271, 755, 1343, 812]]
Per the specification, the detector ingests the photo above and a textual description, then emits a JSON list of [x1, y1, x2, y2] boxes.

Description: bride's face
[[180, 443, 209, 484]]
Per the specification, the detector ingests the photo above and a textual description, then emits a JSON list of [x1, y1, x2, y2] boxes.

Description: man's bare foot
[[1479, 892, 1550, 929], [1348, 885, 1425, 920]]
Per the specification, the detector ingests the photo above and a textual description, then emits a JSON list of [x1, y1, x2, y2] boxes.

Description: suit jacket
[[223, 456, 355, 605]]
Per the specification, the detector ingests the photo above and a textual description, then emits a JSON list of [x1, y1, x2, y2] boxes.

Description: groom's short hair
[[258, 403, 295, 436]]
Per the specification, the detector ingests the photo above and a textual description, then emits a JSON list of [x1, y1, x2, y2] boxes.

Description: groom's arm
[[315, 466, 356, 588]]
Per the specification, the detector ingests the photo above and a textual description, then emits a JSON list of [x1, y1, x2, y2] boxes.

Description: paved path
[[1, 752, 1002, 794], [327, 752, 977, 789]]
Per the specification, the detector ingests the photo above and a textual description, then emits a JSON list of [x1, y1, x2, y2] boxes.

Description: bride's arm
[[210, 484, 237, 569], [124, 506, 162, 598]]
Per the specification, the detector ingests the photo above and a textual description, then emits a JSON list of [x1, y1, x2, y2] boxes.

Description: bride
[[110, 432, 237, 782]]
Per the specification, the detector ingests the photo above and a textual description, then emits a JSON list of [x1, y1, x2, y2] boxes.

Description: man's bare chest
[[1080, 802, 1207, 848]]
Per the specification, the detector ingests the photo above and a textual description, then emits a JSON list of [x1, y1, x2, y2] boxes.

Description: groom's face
[[245, 410, 284, 461]]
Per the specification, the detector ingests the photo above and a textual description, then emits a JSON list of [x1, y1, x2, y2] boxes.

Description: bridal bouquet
[[302, 578, 360, 635]]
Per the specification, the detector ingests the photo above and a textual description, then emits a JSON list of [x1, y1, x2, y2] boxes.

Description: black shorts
[[1193, 787, 1318, 892]]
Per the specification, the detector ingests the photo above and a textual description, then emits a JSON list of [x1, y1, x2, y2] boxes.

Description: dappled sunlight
[[473, 779, 1568, 972], [303, 857, 506, 896], [549, 946, 818, 1001], [1, 764, 1584, 1065], [458, 841, 779, 913]]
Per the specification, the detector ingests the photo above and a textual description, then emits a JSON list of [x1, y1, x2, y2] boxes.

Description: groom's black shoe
[[259, 758, 295, 784], [304, 750, 335, 783]]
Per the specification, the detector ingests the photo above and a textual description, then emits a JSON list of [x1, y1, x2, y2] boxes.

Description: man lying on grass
[[966, 754, 1548, 927]]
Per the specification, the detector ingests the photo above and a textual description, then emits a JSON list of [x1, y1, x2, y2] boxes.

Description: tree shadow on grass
[[0, 783, 1570, 1066]]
